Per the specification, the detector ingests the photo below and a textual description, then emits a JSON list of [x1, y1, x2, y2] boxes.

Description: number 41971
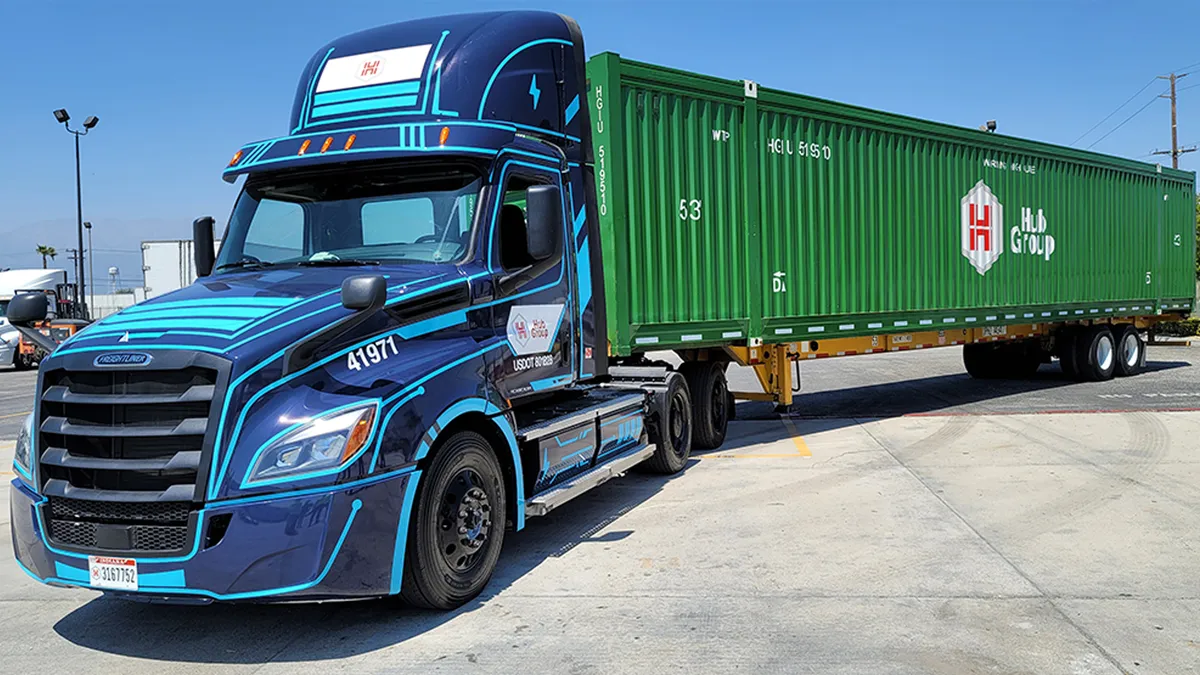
[[348, 335, 399, 371]]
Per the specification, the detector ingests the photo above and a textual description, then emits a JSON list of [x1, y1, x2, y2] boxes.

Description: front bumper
[[10, 469, 420, 602]]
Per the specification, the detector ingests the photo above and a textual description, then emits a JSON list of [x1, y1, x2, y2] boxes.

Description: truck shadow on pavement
[[732, 361, 1192, 422], [49, 466, 691, 664]]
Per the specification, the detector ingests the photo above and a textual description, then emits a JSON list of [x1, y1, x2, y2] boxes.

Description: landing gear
[[401, 431, 506, 610]]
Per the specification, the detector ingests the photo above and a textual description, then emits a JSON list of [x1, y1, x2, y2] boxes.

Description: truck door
[[488, 161, 576, 400]]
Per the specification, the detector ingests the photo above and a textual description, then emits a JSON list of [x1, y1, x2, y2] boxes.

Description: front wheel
[[401, 431, 506, 610]]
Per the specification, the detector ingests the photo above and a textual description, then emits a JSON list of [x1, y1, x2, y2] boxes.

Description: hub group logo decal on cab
[[506, 305, 564, 355]]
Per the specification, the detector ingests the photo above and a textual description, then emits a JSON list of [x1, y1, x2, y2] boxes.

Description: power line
[[1086, 87, 1168, 150], [1072, 77, 1158, 146], [1179, 82, 1200, 93]]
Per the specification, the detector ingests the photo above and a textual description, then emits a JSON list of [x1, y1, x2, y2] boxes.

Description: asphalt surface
[[0, 344, 1197, 673]]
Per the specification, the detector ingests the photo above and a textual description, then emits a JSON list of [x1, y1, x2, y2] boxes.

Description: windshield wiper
[[297, 259, 381, 267], [216, 259, 275, 271]]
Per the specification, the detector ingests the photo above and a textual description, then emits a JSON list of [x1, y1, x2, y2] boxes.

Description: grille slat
[[41, 384, 215, 405], [37, 362, 221, 555], [40, 447, 201, 472]]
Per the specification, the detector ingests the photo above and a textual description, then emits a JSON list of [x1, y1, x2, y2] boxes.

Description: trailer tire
[[1056, 327, 1080, 380], [1114, 324, 1145, 377], [1074, 325, 1116, 382], [400, 430, 506, 610], [643, 371, 693, 474], [679, 361, 728, 449]]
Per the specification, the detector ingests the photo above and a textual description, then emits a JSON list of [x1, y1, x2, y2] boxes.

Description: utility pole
[[66, 248, 83, 315], [1151, 73, 1197, 169]]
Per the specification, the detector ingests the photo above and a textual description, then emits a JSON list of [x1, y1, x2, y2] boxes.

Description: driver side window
[[497, 175, 547, 271]]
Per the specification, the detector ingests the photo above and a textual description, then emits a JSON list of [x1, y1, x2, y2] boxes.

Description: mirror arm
[[13, 325, 59, 355]]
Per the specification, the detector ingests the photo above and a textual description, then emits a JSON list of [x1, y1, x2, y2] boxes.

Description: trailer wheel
[[400, 430, 506, 610], [13, 354, 34, 371], [643, 371, 693, 474], [1114, 325, 1145, 377], [679, 361, 728, 449], [1074, 325, 1116, 382], [1056, 327, 1080, 380]]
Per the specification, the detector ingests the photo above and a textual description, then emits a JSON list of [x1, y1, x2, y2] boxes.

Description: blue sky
[[1, 0, 1197, 282]]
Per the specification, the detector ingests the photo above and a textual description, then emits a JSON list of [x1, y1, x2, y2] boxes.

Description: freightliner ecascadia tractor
[[8, 11, 1194, 608]]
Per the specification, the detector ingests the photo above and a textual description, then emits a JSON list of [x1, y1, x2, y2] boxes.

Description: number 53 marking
[[348, 335, 399, 371]]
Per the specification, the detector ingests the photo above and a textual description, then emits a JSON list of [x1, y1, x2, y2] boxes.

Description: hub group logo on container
[[961, 180, 1004, 276], [960, 180, 1056, 276]]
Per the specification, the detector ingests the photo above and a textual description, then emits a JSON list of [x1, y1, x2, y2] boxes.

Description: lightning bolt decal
[[529, 74, 541, 109]]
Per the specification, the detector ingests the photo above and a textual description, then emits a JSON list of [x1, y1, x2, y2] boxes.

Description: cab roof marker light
[[320, 136, 333, 154], [298, 139, 311, 156], [228, 149, 243, 167], [439, 126, 450, 146], [344, 134, 357, 151]]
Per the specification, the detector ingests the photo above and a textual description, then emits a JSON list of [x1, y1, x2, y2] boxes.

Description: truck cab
[[9, 11, 694, 608]]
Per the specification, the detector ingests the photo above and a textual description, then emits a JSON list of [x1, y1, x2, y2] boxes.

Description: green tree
[[36, 244, 56, 269], [1195, 194, 1199, 278]]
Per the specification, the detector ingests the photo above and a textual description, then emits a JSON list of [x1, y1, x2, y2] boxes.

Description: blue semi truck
[[8, 11, 707, 608]]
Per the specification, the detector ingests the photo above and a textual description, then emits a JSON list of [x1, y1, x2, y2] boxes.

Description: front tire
[[401, 431, 506, 610]]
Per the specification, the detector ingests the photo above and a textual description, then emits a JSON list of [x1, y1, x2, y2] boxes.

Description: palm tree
[[36, 245, 57, 269]]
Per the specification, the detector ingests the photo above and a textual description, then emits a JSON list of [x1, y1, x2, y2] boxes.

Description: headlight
[[243, 403, 378, 487], [14, 412, 34, 477]]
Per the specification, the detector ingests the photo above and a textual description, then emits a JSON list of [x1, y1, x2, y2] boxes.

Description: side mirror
[[193, 216, 216, 277], [524, 185, 562, 262], [341, 275, 387, 311], [7, 293, 57, 354], [7, 292, 48, 326]]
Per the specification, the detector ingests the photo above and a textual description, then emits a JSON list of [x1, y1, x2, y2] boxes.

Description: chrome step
[[524, 443, 655, 518]]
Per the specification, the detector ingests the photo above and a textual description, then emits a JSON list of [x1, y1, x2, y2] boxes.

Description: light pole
[[84, 221, 94, 315], [53, 108, 99, 320]]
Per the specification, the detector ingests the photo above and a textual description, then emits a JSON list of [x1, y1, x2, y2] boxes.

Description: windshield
[[215, 165, 482, 270]]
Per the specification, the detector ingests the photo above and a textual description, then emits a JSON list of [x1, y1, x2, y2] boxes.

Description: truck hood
[[58, 265, 468, 366]]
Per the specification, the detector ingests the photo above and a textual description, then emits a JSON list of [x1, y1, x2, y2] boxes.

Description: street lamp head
[[83, 115, 99, 130], [83, 221, 92, 230], [53, 108, 70, 124]]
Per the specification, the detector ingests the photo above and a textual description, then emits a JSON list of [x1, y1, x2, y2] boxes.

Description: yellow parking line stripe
[[780, 417, 812, 456], [0, 411, 31, 420]]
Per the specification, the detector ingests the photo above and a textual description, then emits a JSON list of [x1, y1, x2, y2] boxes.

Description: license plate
[[88, 556, 138, 590], [982, 325, 1008, 337]]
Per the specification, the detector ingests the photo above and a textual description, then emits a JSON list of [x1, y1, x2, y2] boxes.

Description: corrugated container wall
[[587, 54, 1196, 355]]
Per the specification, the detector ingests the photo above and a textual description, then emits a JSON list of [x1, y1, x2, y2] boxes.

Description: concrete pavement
[[0, 347, 1196, 673]]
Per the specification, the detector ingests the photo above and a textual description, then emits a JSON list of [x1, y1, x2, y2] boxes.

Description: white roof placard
[[315, 44, 433, 93]]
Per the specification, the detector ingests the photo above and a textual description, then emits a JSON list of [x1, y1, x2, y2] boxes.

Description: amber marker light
[[344, 133, 357, 151], [320, 136, 333, 153], [298, 139, 312, 155], [341, 408, 376, 462], [228, 149, 243, 167], [439, 126, 450, 146]]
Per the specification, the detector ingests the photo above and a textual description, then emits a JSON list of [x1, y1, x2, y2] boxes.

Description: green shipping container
[[587, 53, 1197, 356]]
